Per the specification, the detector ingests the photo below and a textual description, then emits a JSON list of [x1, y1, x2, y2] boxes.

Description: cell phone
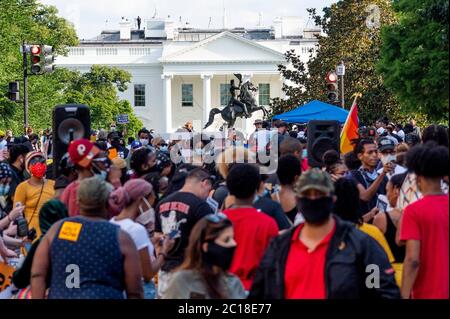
[[168, 229, 181, 239], [376, 198, 388, 212]]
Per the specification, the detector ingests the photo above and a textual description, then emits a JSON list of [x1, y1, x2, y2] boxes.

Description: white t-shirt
[[110, 217, 155, 261]]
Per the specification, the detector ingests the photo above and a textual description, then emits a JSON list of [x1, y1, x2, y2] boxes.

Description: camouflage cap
[[294, 168, 334, 195]]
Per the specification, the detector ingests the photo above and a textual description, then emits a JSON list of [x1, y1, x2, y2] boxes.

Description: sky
[[39, 0, 337, 40]]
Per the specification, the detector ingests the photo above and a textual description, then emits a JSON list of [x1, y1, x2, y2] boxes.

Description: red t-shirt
[[400, 194, 449, 299], [61, 180, 80, 217], [284, 223, 336, 299], [223, 207, 278, 290]]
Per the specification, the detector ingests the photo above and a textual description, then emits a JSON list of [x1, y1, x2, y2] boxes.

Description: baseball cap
[[295, 168, 334, 195], [378, 137, 396, 152], [131, 140, 143, 150], [68, 139, 100, 168]]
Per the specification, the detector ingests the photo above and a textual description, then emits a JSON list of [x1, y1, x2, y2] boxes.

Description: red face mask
[[30, 163, 47, 179]]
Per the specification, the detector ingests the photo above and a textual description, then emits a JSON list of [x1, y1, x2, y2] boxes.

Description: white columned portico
[[241, 73, 253, 136], [201, 73, 213, 129], [161, 73, 174, 133]]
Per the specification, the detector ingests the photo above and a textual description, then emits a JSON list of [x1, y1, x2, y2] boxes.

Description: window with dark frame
[[182, 84, 193, 107], [134, 84, 146, 107]]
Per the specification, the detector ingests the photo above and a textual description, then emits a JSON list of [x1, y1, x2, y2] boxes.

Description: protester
[[154, 168, 214, 297], [322, 150, 348, 182], [332, 177, 397, 284], [61, 139, 109, 217], [31, 176, 143, 299], [5, 144, 29, 212], [253, 174, 291, 231], [249, 169, 400, 299], [273, 155, 302, 225], [130, 148, 157, 178], [11, 200, 68, 295], [376, 137, 407, 178], [399, 142, 449, 299], [351, 139, 392, 216], [13, 152, 55, 238], [162, 214, 246, 299], [223, 164, 278, 291], [421, 124, 449, 148], [109, 179, 175, 299], [138, 128, 152, 148]]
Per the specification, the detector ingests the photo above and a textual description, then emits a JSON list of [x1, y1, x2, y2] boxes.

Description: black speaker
[[307, 120, 340, 168], [52, 104, 90, 177]]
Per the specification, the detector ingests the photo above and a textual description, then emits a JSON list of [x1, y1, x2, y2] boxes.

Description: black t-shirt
[[155, 191, 214, 271], [253, 197, 291, 230], [351, 169, 388, 216]]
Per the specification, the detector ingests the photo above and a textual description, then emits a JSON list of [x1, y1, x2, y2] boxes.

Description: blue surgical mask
[[0, 184, 5, 196], [302, 149, 307, 158], [159, 146, 168, 152]]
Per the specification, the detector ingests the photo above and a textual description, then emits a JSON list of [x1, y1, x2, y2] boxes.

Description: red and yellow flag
[[340, 95, 360, 154]]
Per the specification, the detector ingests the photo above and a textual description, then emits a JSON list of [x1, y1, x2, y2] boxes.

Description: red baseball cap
[[68, 139, 100, 168]]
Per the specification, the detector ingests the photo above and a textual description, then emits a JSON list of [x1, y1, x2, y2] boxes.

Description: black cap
[[378, 137, 396, 152]]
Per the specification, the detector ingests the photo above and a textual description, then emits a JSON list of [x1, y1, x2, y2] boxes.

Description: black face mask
[[203, 242, 236, 271], [297, 196, 334, 225]]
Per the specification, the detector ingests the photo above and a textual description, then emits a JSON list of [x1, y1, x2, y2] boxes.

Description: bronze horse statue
[[203, 74, 269, 129]]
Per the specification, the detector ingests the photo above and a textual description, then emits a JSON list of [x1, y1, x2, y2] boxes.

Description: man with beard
[[249, 169, 400, 299]]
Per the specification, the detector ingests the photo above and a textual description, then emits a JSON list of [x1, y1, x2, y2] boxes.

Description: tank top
[[48, 217, 125, 299], [384, 212, 405, 263]]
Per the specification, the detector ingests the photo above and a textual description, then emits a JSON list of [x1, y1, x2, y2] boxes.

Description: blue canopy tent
[[272, 100, 349, 124]]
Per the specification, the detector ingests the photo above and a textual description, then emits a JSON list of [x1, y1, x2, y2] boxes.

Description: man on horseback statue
[[228, 78, 250, 120], [203, 73, 268, 130]]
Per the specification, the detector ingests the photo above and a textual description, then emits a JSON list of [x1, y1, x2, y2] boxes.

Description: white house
[[55, 16, 320, 135]]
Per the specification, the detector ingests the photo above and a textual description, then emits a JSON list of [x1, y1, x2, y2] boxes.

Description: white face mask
[[381, 154, 396, 165], [136, 197, 155, 225], [139, 139, 149, 146]]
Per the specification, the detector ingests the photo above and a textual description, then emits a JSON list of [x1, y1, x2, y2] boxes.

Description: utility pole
[[22, 42, 29, 134], [336, 61, 345, 109]]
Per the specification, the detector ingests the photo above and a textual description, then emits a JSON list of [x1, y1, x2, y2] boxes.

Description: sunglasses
[[29, 157, 46, 165], [205, 213, 228, 223]]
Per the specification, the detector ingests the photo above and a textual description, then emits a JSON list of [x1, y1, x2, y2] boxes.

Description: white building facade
[[56, 17, 320, 135]]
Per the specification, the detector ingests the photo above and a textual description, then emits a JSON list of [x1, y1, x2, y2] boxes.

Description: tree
[[377, 0, 449, 123], [0, 0, 143, 137], [271, 0, 405, 126], [0, 0, 79, 132]]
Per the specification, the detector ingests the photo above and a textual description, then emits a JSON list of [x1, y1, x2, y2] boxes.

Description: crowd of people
[[0, 117, 448, 299]]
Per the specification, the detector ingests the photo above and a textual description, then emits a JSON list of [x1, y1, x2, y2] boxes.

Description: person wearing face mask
[[13, 152, 55, 238], [163, 214, 245, 299], [0, 163, 25, 233], [154, 168, 214, 298], [109, 179, 175, 299], [61, 139, 110, 217], [138, 128, 152, 150], [249, 168, 400, 299], [376, 137, 407, 179]]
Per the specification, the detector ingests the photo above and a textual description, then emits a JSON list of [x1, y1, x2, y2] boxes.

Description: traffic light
[[29, 45, 54, 75], [326, 71, 339, 103], [42, 45, 55, 74], [8, 81, 20, 101], [30, 45, 42, 74]]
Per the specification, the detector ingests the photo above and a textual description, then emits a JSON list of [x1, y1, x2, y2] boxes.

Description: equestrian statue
[[203, 74, 269, 129]]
